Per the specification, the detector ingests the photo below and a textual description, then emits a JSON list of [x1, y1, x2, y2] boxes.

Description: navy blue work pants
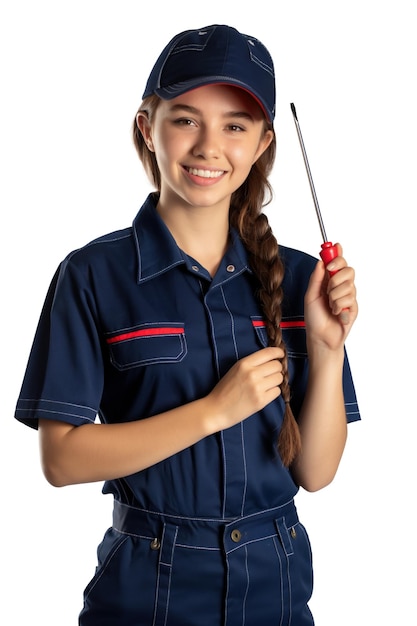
[[79, 500, 314, 625]]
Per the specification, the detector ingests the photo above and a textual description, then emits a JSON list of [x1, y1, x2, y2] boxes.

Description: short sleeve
[[340, 350, 360, 423], [287, 344, 360, 424], [15, 254, 104, 429]]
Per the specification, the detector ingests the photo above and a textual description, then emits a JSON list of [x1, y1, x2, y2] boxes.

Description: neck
[[156, 200, 230, 276]]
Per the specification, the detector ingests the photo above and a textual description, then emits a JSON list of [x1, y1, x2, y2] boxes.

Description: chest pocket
[[251, 316, 308, 416], [105, 322, 187, 371], [251, 316, 307, 355], [251, 315, 308, 395]]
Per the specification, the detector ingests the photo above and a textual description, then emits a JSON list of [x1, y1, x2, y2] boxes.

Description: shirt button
[[226, 264, 235, 273], [231, 529, 242, 543], [191, 265, 199, 272], [290, 527, 297, 539], [150, 538, 161, 550]]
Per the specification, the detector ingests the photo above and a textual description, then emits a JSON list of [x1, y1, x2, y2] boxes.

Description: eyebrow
[[168, 103, 255, 121]]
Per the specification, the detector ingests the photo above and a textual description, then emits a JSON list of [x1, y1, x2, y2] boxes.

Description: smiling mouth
[[185, 167, 225, 178]]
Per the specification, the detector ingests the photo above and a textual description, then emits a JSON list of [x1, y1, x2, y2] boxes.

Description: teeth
[[186, 167, 224, 178]]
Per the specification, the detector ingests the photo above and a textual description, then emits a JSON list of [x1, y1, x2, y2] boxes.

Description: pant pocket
[[152, 522, 178, 626], [290, 521, 314, 608], [79, 528, 160, 626], [274, 518, 314, 625]]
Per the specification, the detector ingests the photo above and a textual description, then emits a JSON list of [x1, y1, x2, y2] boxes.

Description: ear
[[136, 111, 155, 152], [253, 129, 274, 163]]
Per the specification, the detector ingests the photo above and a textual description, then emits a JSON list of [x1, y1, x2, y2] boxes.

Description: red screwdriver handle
[[320, 241, 349, 319], [320, 241, 339, 276]]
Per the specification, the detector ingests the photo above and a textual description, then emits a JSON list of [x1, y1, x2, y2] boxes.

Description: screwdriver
[[290, 103, 339, 275]]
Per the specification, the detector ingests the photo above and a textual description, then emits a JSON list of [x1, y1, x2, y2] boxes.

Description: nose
[[192, 127, 221, 159]]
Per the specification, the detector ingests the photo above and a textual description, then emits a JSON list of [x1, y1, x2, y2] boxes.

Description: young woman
[[15, 24, 360, 625]]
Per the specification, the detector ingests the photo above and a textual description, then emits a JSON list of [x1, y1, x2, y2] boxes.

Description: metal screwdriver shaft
[[290, 103, 327, 242], [290, 102, 339, 270]]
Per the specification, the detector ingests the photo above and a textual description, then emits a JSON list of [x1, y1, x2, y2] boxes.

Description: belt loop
[[275, 517, 294, 557], [152, 522, 179, 626]]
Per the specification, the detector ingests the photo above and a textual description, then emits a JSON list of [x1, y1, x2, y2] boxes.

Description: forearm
[[39, 397, 215, 487], [291, 347, 348, 491], [39, 346, 284, 487]]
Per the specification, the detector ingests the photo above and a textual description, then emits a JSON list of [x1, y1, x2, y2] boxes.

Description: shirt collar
[[133, 194, 185, 283], [133, 193, 252, 284]]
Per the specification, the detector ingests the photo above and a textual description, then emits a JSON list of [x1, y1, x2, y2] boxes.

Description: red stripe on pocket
[[280, 320, 305, 328], [252, 320, 267, 328], [252, 320, 305, 329], [106, 327, 185, 345]]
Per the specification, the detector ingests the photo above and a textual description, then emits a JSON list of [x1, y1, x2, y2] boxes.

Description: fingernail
[[339, 311, 350, 325]]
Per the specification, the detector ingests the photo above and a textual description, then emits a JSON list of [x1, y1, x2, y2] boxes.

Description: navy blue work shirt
[[15, 193, 360, 519]]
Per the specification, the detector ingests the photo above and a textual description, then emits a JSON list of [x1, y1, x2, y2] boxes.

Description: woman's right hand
[[205, 347, 284, 431]]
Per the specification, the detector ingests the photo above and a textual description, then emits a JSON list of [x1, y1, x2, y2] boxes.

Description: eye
[[173, 118, 197, 127], [226, 124, 245, 132]]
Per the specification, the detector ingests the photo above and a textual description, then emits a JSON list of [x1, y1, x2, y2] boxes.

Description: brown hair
[[132, 96, 301, 466]]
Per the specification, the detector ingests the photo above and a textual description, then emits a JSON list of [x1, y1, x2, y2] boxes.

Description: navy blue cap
[[142, 24, 276, 122]]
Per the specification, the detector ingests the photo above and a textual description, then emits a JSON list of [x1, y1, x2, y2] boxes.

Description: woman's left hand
[[304, 243, 358, 351]]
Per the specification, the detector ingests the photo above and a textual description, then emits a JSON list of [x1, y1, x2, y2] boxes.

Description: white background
[[1, 1, 416, 624]]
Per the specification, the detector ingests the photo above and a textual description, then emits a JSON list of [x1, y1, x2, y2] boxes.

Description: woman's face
[[138, 84, 273, 216]]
